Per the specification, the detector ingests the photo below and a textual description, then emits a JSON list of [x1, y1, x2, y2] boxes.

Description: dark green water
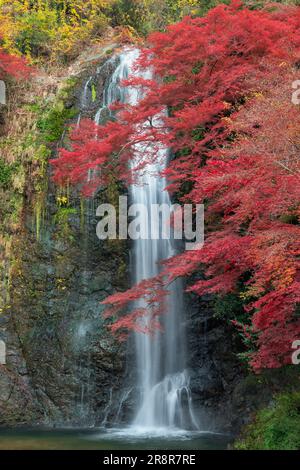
[[0, 428, 232, 450]]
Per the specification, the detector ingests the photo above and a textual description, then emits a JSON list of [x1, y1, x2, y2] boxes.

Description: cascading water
[[95, 55, 127, 125], [95, 48, 198, 433]]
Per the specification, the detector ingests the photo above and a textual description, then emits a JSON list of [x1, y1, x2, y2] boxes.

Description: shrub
[[235, 392, 300, 450], [0, 158, 13, 187], [37, 100, 77, 142], [15, 8, 57, 57]]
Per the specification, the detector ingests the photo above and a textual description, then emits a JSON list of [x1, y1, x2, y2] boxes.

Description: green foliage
[[213, 292, 245, 320], [32, 79, 77, 238], [37, 80, 77, 142], [191, 61, 203, 74], [15, 8, 57, 57], [0, 0, 110, 62], [110, 0, 202, 34], [53, 206, 77, 240], [235, 392, 300, 450], [0, 158, 13, 187], [91, 83, 97, 102], [0, 74, 78, 247], [163, 74, 177, 83], [110, 0, 143, 31], [193, 0, 230, 16], [213, 291, 258, 366], [53, 206, 77, 225], [37, 100, 76, 142], [191, 126, 205, 141]]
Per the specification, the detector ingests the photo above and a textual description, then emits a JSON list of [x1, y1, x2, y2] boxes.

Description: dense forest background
[[0, 1, 299, 64]]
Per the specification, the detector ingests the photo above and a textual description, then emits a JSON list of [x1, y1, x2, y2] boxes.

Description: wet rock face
[[186, 290, 274, 435], [0, 50, 130, 427]]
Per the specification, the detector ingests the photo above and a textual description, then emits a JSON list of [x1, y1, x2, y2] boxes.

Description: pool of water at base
[[0, 428, 233, 450]]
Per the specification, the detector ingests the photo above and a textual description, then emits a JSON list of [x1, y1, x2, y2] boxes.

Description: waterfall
[[95, 55, 126, 125], [95, 48, 198, 433]]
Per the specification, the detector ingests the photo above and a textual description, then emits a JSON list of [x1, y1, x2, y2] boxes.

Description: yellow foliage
[[0, 0, 221, 63], [56, 196, 68, 206], [0, 0, 112, 62]]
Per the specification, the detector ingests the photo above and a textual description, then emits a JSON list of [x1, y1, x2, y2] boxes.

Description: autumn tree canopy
[[0, 42, 29, 80], [51, 1, 300, 370]]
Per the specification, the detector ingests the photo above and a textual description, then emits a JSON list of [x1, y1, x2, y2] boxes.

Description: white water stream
[[95, 48, 198, 433]]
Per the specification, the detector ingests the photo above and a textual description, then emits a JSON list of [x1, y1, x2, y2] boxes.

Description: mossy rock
[[235, 391, 300, 450]]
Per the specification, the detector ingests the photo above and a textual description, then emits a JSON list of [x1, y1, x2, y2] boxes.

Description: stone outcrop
[[0, 46, 129, 427]]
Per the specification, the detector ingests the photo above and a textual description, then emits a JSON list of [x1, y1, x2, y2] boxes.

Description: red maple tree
[[0, 41, 30, 80], [51, 1, 300, 370]]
